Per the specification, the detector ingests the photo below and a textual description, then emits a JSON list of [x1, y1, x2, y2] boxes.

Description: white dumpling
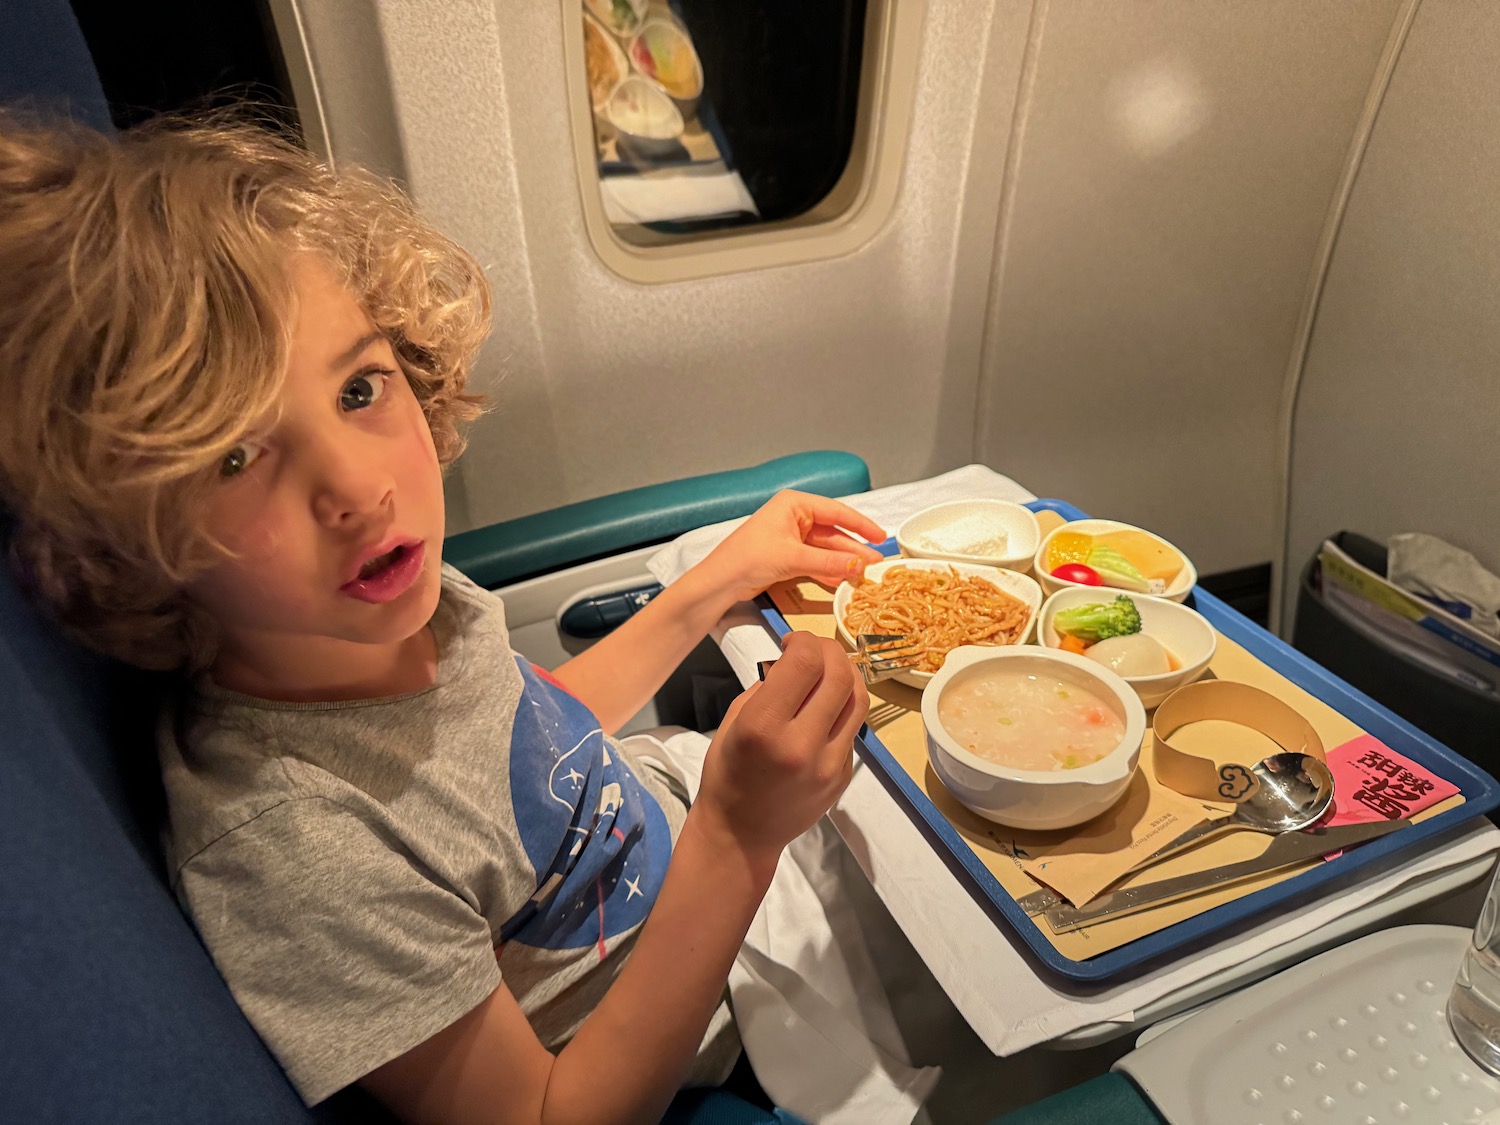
[[1085, 634, 1170, 677]]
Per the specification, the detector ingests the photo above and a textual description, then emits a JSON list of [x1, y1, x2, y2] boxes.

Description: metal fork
[[755, 634, 923, 686], [851, 633, 924, 685]]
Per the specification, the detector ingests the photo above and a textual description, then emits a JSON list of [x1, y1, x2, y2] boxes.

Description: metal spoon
[[1131, 751, 1336, 870], [1015, 752, 1336, 917]]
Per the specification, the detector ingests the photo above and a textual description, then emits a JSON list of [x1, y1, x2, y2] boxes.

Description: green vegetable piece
[[1052, 595, 1143, 642], [1086, 545, 1151, 592]]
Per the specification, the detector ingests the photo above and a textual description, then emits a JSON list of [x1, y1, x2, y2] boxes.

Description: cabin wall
[[278, 0, 1479, 595], [972, 0, 1403, 577], [1281, 0, 1500, 631], [279, 0, 1035, 533]]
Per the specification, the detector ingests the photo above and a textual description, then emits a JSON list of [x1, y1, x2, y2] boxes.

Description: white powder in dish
[[913, 514, 1009, 557]]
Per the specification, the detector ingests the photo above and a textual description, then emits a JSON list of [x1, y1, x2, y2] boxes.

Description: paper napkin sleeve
[[1018, 772, 1215, 907]]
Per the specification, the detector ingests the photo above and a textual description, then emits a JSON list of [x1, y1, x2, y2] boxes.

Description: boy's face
[[188, 256, 446, 692]]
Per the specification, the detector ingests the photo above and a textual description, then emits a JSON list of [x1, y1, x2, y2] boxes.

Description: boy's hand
[[693, 632, 869, 870], [700, 490, 886, 602]]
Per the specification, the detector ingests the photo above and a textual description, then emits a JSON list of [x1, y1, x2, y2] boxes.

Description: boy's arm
[[550, 491, 885, 734], [362, 633, 867, 1125]]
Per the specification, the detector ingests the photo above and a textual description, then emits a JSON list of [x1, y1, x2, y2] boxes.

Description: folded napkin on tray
[[1017, 773, 1214, 907], [645, 465, 1500, 1065]]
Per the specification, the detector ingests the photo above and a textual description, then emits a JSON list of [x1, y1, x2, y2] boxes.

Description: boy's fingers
[[757, 632, 828, 721], [803, 523, 884, 557], [824, 676, 868, 751], [789, 645, 859, 737], [794, 495, 886, 546], [794, 543, 879, 586], [803, 526, 886, 578]]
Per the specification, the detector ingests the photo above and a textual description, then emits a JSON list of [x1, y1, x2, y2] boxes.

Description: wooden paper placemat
[[767, 514, 1464, 961]]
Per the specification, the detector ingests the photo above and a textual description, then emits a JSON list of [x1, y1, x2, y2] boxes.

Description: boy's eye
[[340, 369, 392, 411], [219, 442, 264, 479]]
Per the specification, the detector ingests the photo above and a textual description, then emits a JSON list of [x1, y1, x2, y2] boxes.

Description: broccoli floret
[[1052, 595, 1143, 642]]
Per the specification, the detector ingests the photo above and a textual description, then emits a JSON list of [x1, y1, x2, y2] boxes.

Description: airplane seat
[[0, 1, 859, 1118], [985, 1073, 1165, 1124], [0, 457, 856, 1124], [0, 5, 390, 1118], [0, 0, 112, 131]]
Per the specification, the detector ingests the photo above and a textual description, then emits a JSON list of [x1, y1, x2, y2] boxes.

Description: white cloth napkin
[[629, 730, 942, 1125], [645, 464, 1500, 1064], [600, 169, 759, 226]]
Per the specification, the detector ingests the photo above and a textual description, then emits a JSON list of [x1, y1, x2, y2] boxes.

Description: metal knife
[[1032, 818, 1410, 935]]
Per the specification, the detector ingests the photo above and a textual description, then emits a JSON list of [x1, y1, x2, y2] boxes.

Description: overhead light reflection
[[1110, 62, 1210, 159]]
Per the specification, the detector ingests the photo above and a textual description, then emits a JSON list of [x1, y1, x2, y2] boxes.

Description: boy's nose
[[309, 440, 394, 530]]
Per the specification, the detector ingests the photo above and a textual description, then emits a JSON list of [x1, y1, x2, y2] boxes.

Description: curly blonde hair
[[0, 110, 491, 670]]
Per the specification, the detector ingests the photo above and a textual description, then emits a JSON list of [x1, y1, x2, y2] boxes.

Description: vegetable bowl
[[1036, 587, 1216, 708]]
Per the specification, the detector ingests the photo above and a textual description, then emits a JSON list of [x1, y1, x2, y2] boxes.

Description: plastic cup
[[1448, 862, 1500, 1074]]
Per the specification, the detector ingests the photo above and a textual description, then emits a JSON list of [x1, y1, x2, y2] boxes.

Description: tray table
[[756, 499, 1500, 981]]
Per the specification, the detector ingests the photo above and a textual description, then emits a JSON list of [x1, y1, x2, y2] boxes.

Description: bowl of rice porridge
[[921, 646, 1146, 830], [897, 499, 1040, 573]]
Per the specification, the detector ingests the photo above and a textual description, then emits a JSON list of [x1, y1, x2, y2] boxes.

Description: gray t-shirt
[[158, 565, 738, 1104]]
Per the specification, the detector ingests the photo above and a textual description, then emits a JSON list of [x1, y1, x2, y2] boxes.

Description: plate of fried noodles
[[834, 558, 1043, 688]]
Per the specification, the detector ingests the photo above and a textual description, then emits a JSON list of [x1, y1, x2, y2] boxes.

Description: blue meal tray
[[756, 498, 1500, 982]]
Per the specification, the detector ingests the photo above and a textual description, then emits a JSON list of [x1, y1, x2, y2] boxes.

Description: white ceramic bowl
[[896, 499, 1041, 574], [1036, 587, 1217, 709], [627, 19, 704, 117], [605, 76, 686, 158], [1033, 518, 1197, 603], [922, 646, 1147, 830], [832, 558, 1042, 689]]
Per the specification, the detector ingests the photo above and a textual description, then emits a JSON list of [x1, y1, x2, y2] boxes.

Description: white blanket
[[631, 730, 942, 1125]]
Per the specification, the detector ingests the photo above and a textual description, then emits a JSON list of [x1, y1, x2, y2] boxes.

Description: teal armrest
[[443, 451, 871, 588], [988, 1073, 1166, 1125]]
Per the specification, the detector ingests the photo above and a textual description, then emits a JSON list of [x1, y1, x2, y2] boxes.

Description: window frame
[[561, 0, 924, 283]]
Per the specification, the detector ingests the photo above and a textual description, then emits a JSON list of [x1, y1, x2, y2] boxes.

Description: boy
[[0, 111, 887, 1123]]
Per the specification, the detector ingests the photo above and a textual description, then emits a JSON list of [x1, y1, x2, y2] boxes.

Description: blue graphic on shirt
[[505, 657, 671, 952]]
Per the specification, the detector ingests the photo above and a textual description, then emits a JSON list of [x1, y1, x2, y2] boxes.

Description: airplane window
[[579, 0, 867, 246]]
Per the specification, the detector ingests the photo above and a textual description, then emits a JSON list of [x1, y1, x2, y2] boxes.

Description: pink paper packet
[[1320, 734, 1459, 858], [1325, 734, 1460, 825]]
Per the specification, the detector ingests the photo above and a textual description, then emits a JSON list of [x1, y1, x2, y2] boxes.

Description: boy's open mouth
[[342, 543, 426, 603], [341, 540, 426, 604], [358, 544, 406, 580]]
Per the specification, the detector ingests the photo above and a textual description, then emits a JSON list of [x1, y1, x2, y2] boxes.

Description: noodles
[[584, 18, 622, 107], [842, 565, 1031, 674]]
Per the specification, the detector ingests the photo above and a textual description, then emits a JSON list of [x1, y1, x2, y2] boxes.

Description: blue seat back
[[0, 558, 397, 1120], [0, 3, 380, 1114], [0, 0, 113, 131]]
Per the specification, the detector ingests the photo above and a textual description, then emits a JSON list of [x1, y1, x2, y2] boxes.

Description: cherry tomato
[[1052, 563, 1103, 586]]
